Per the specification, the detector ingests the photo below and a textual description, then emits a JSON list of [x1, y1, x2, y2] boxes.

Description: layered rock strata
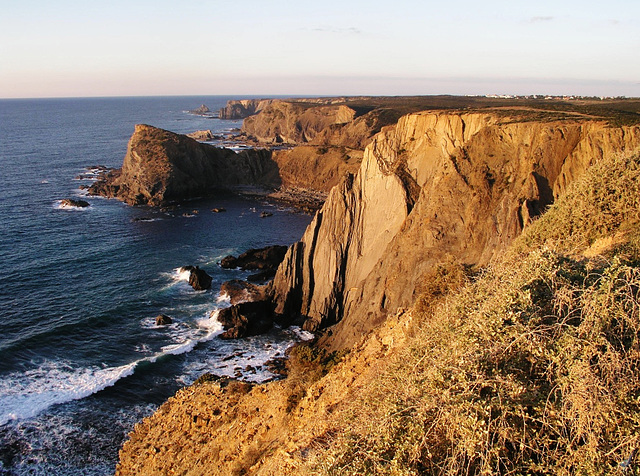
[[269, 111, 640, 349], [218, 99, 276, 119], [242, 102, 357, 144], [89, 124, 280, 206]]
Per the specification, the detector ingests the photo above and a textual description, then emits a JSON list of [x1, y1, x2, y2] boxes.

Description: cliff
[[116, 107, 640, 475], [269, 111, 640, 349], [243, 101, 406, 193], [88, 124, 280, 206], [242, 102, 357, 144], [218, 99, 276, 119]]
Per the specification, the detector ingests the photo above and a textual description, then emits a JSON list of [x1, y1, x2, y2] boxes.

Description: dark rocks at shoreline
[[247, 270, 277, 283], [220, 245, 287, 272], [60, 198, 90, 208], [220, 279, 266, 305], [179, 265, 213, 291], [155, 314, 173, 326], [260, 211, 273, 218], [216, 300, 275, 339]]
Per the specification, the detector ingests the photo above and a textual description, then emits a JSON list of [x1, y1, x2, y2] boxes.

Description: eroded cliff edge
[[269, 110, 640, 349], [116, 104, 640, 475], [89, 124, 279, 206]]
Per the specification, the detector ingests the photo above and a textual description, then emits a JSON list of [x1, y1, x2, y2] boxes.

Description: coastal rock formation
[[116, 308, 411, 475], [219, 280, 265, 305], [218, 99, 276, 119], [116, 101, 640, 475], [155, 314, 172, 326], [271, 146, 364, 193], [179, 266, 213, 291], [188, 104, 211, 116], [242, 102, 356, 144], [186, 130, 214, 141], [60, 198, 90, 208], [216, 300, 274, 339], [88, 125, 280, 206], [220, 245, 288, 272], [270, 111, 640, 349]]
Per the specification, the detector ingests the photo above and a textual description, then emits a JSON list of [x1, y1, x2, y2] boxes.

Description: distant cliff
[[89, 124, 279, 206], [269, 111, 640, 349], [242, 102, 357, 144], [218, 99, 276, 119], [243, 100, 409, 193]]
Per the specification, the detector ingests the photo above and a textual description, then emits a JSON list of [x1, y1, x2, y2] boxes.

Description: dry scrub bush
[[284, 345, 348, 412], [304, 153, 640, 475]]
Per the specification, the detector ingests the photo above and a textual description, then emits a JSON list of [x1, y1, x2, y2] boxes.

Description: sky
[[1, 0, 639, 98]]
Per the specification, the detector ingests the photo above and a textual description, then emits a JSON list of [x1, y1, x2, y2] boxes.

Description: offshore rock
[[219, 280, 266, 305], [60, 198, 90, 208], [88, 124, 280, 206], [179, 266, 213, 291], [188, 267, 212, 291], [220, 245, 288, 272], [189, 104, 210, 115], [269, 111, 640, 349], [155, 314, 173, 326], [216, 300, 275, 339]]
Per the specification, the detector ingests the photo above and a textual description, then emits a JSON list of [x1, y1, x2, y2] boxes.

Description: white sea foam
[[161, 340, 198, 356], [290, 326, 315, 341], [0, 360, 137, 426], [216, 292, 231, 304], [175, 267, 192, 282]]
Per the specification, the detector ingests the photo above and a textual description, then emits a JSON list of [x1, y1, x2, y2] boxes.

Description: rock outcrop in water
[[216, 300, 275, 339], [188, 104, 211, 116], [60, 198, 90, 208], [179, 266, 213, 291], [88, 125, 280, 206], [269, 111, 640, 349]]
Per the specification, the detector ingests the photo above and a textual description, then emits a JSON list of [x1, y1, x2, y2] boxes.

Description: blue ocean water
[[0, 96, 312, 475]]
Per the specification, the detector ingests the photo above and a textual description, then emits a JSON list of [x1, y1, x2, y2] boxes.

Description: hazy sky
[[1, 0, 639, 98]]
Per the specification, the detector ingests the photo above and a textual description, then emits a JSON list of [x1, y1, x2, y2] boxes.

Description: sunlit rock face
[[89, 124, 279, 206], [269, 111, 640, 349]]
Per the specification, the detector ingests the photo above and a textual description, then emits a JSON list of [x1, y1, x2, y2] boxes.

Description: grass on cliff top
[[287, 96, 640, 126], [305, 152, 640, 475]]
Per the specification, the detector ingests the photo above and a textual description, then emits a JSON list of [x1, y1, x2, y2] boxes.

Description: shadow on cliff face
[[267, 110, 640, 352], [88, 124, 283, 206]]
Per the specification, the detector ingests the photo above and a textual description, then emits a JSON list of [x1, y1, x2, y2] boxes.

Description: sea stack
[[88, 124, 280, 206]]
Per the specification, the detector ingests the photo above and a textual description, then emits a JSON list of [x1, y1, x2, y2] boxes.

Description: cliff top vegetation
[[281, 95, 640, 127], [303, 151, 640, 474]]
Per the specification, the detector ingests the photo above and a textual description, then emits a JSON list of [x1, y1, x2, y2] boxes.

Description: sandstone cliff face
[[271, 146, 363, 193], [242, 102, 357, 144], [218, 99, 276, 119], [270, 112, 640, 348], [89, 124, 280, 206]]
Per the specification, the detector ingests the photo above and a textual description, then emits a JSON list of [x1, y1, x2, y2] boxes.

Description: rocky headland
[[88, 124, 280, 206], [268, 110, 640, 349], [115, 96, 640, 475]]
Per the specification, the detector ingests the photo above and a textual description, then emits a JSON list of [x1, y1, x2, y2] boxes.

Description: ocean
[[0, 96, 313, 475]]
